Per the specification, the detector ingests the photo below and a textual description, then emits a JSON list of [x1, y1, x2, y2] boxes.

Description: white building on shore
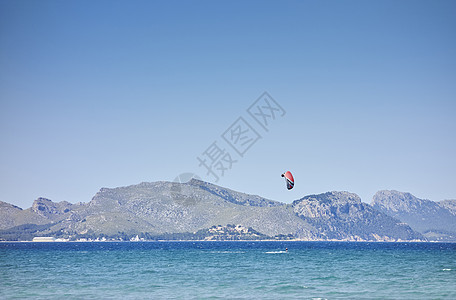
[[32, 237, 56, 242]]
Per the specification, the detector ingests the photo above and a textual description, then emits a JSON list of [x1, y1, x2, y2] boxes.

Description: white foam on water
[[209, 251, 245, 254], [442, 268, 452, 271], [265, 251, 287, 254]]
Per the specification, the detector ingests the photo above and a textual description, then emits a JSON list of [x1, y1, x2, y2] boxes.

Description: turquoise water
[[1, 242, 455, 299]]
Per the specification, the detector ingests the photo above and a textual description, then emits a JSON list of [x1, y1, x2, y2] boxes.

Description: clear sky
[[1, 0, 455, 208]]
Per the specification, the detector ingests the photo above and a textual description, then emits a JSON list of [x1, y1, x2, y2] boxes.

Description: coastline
[[1, 238, 437, 243]]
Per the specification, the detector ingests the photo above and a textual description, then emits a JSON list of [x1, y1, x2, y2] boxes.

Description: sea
[[1, 241, 455, 299]]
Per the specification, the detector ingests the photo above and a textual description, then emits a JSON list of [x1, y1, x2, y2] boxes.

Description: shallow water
[[1, 241, 455, 299]]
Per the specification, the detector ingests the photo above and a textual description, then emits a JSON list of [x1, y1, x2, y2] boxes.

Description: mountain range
[[0, 179, 453, 241], [372, 190, 456, 241]]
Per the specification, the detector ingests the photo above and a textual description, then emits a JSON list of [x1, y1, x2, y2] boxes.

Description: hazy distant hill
[[371, 190, 456, 241], [0, 180, 423, 241]]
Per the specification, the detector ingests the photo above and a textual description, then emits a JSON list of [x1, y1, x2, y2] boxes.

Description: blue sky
[[1, 0, 455, 208]]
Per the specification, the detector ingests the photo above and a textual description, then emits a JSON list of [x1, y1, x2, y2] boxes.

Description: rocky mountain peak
[[31, 197, 72, 216], [372, 190, 456, 241], [291, 190, 421, 241], [292, 191, 365, 220], [371, 190, 435, 213], [293, 191, 361, 206], [188, 178, 205, 185]]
